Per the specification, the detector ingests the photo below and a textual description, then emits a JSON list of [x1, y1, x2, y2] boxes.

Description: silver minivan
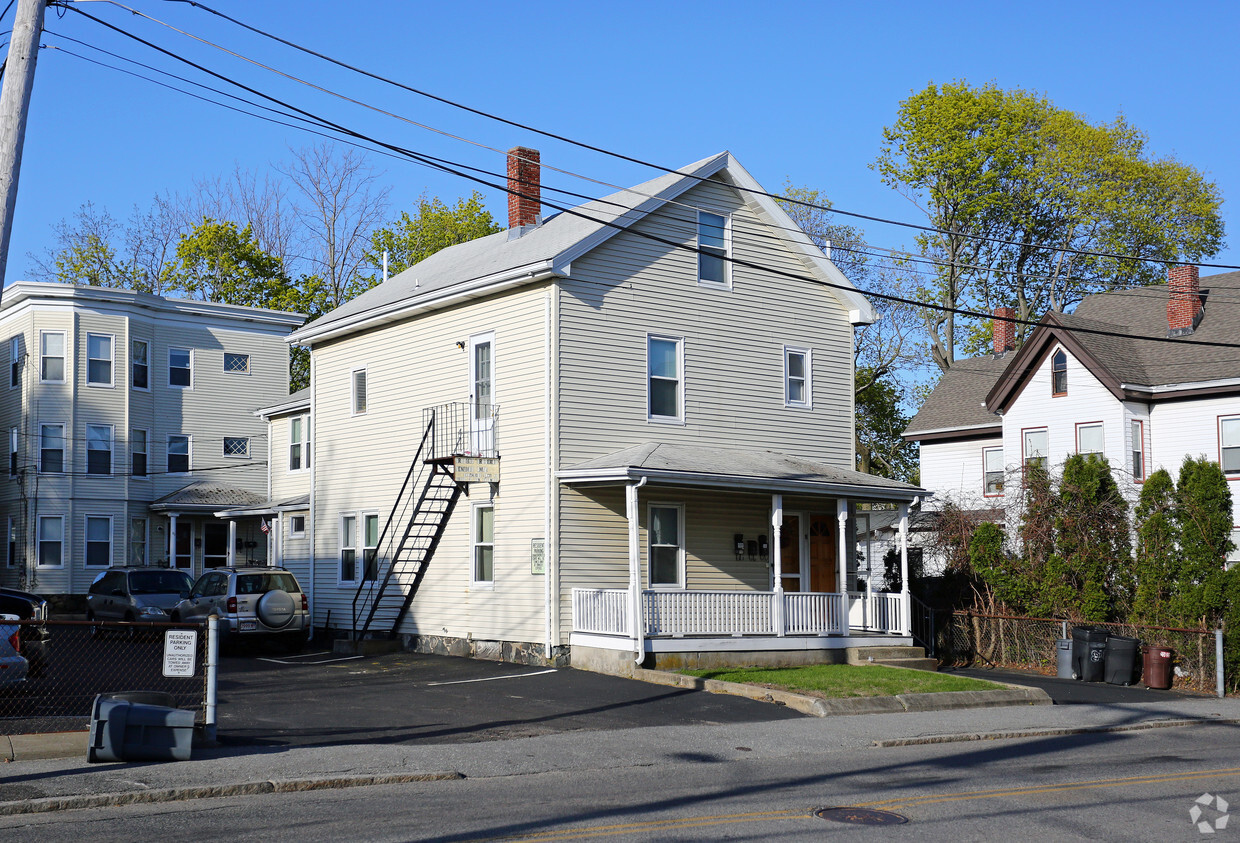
[[86, 567, 195, 626]]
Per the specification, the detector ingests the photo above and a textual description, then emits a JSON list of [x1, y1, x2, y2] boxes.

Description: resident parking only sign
[[163, 629, 197, 678]]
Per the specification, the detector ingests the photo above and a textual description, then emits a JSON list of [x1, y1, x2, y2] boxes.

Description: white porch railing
[[572, 587, 631, 636], [571, 588, 898, 638], [848, 591, 907, 635]]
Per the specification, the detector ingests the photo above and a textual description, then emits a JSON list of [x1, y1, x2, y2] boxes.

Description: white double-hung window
[[1221, 417, 1240, 475], [785, 347, 811, 407], [1076, 423, 1104, 455], [983, 447, 1004, 496], [86, 424, 113, 475], [1023, 428, 1048, 471], [697, 211, 729, 288], [40, 332, 65, 383], [647, 504, 684, 588], [472, 505, 494, 586], [647, 336, 683, 423], [87, 334, 113, 386]]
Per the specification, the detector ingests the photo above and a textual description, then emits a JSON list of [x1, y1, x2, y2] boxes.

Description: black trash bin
[[1104, 634, 1141, 685], [1071, 626, 1108, 682]]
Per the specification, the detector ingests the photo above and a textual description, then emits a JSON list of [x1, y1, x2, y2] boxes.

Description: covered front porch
[[558, 443, 924, 665]]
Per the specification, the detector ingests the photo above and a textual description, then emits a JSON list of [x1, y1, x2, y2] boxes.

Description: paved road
[[215, 649, 803, 747], [6, 710, 1238, 841]]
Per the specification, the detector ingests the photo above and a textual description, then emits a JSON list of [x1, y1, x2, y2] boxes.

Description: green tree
[[1051, 454, 1130, 621], [1172, 456, 1234, 626], [875, 81, 1224, 369], [365, 192, 500, 281], [1131, 468, 1178, 625], [167, 219, 292, 309], [854, 367, 918, 483]]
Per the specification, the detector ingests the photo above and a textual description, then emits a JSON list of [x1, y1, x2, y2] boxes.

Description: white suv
[[173, 566, 310, 651]]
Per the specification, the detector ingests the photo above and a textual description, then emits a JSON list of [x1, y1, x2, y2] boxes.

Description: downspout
[[543, 285, 553, 660], [627, 476, 647, 665]]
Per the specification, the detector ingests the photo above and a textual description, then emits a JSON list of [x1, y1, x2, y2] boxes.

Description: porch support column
[[169, 513, 178, 569], [898, 502, 911, 635], [271, 514, 281, 568], [837, 500, 849, 636], [227, 519, 237, 567], [626, 477, 647, 664], [771, 494, 784, 637]]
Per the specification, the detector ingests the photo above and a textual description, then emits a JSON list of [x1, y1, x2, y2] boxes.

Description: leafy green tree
[[167, 219, 291, 309], [1172, 456, 1234, 625], [1131, 469, 1178, 625], [854, 367, 918, 483], [365, 192, 500, 281], [875, 81, 1224, 370], [1052, 454, 1130, 621]]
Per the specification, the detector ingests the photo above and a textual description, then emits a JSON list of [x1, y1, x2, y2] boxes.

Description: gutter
[[558, 468, 924, 502]]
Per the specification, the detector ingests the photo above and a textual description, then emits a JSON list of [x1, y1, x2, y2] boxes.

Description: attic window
[[697, 211, 729, 288], [1051, 350, 1067, 395]]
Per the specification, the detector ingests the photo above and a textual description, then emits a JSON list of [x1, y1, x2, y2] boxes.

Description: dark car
[[86, 567, 195, 627], [0, 587, 51, 676]]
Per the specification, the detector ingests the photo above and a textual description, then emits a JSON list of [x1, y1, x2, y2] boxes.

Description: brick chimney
[[993, 306, 1015, 354], [507, 147, 541, 230], [1167, 265, 1203, 337]]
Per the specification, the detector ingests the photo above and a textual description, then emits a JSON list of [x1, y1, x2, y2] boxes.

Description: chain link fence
[[0, 619, 211, 736], [940, 612, 1223, 695]]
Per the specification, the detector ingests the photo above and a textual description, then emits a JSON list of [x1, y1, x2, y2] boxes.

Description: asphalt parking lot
[[215, 649, 805, 748]]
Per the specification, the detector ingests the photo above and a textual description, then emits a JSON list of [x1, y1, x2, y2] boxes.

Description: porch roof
[[148, 482, 267, 514], [558, 443, 924, 502], [213, 493, 310, 519]]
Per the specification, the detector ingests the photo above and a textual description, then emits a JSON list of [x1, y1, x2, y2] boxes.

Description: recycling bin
[[1055, 638, 1073, 679], [1071, 626, 1108, 682], [87, 694, 195, 763], [1143, 645, 1175, 690], [1104, 634, 1141, 685]]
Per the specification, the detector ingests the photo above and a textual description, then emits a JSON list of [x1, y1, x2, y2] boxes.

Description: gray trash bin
[[87, 695, 194, 763], [1056, 638, 1073, 678]]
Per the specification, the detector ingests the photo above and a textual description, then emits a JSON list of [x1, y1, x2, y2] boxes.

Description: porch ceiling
[[557, 442, 924, 502]]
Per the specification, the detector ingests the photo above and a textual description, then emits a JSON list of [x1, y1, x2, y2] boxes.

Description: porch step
[[845, 645, 925, 664], [871, 657, 939, 673]]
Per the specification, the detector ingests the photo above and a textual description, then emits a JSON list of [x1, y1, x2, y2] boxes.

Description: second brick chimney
[[1167, 265, 1203, 337], [507, 147, 541, 230], [993, 306, 1015, 355]]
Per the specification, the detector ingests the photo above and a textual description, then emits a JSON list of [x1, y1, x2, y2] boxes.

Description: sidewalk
[[3, 692, 1239, 816]]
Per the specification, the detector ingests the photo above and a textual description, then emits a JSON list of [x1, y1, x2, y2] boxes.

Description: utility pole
[[0, 0, 48, 296]]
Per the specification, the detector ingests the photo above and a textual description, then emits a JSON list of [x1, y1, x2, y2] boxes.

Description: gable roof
[[987, 272, 1240, 410], [288, 152, 873, 345], [903, 354, 1009, 439]]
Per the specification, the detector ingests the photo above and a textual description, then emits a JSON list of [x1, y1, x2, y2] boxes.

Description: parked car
[[0, 614, 29, 689], [86, 567, 196, 630], [173, 566, 310, 651], [0, 588, 50, 676]]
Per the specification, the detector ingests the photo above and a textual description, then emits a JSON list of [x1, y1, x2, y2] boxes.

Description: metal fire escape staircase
[[351, 402, 498, 641]]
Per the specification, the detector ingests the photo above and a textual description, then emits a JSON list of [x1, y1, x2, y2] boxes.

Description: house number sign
[[530, 538, 545, 575], [455, 457, 501, 483]]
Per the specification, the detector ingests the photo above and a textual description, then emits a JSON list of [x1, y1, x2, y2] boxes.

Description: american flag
[[260, 519, 269, 534]]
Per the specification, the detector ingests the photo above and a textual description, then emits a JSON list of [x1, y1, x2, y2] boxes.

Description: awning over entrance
[[557, 442, 924, 502], [148, 482, 267, 514]]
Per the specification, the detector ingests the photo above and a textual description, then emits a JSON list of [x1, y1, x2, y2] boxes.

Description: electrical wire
[[124, 0, 1240, 272], [52, 4, 1240, 352]]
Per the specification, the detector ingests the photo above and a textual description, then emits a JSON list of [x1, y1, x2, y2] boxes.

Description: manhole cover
[[815, 807, 908, 825]]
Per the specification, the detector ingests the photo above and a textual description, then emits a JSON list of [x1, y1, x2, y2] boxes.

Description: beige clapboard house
[[287, 149, 924, 670], [0, 282, 304, 601]]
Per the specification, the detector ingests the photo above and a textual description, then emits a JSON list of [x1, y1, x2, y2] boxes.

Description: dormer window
[[1051, 350, 1067, 396]]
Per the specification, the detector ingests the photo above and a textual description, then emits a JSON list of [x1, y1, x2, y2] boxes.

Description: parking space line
[[256, 655, 365, 666], [426, 668, 557, 686]]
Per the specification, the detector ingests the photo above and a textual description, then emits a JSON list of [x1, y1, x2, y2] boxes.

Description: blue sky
[[7, 0, 1238, 280]]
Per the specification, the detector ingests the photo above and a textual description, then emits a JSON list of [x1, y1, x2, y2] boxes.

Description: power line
[[54, 5, 1240, 353], [136, 0, 1240, 272]]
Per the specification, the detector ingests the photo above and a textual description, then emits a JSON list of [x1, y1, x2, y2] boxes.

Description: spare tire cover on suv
[[256, 589, 296, 628]]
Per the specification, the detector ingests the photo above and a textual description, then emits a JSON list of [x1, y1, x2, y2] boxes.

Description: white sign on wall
[[163, 629, 197, 678]]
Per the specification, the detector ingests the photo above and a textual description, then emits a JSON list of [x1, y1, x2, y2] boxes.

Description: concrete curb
[[630, 666, 1053, 716], [873, 716, 1240, 748], [0, 770, 464, 817]]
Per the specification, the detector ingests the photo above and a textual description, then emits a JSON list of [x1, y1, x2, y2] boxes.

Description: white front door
[[468, 332, 495, 455]]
